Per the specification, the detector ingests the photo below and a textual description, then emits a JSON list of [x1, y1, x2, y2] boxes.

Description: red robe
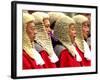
[[58, 46, 91, 67], [76, 46, 91, 66], [23, 50, 43, 69], [40, 50, 56, 68]]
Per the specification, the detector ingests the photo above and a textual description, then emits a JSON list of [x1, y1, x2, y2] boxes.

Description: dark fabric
[[51, 35, 62, 48], [34, 42, 44, 53], [54, 45, 65, 57]]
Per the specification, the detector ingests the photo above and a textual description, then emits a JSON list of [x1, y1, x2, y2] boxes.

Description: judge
[[54, 16, 88, 67], [73, 15, 91, 66], [48, 12, 66, 48], [32, 12, 59, 68], [48, 12, 66, 33], [22, 13, 45, 69]]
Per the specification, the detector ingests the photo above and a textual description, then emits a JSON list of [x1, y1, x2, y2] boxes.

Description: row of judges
[[22, 11, 91, 69]]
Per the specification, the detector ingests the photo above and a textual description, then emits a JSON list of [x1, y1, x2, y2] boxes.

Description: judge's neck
[[71, 38, 75, 43], [71, 38, 76, 46]]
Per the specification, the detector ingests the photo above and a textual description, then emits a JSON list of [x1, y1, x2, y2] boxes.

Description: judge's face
[[26, 21, 37, 42], [82, 22, 89, 40], [69, 24, 76, 41], [43, 19, 51, 35]]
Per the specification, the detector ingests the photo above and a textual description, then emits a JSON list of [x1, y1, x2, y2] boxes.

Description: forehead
[[27, 21, 35, 24], [82, 21, 89, 25], [27, 21, 35, 28], [69, 23, 75, 27], [43, 18, 49, 22]]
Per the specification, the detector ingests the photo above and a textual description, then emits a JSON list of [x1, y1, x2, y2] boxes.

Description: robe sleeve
[[23, 50, 43, 69], [59, 49, 81, 67], [75, 46, 91, 66], [40, 50, 56, 68]]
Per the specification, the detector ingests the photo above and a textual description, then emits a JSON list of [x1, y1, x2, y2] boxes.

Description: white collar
[[83, 40, 91, 60]]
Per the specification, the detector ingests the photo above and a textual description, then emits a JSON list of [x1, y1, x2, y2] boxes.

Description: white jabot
[[83, 40, 91, 60], [69, 45, 82, 62], [48, 51, 59, 63], [31, 48, 45, 65]]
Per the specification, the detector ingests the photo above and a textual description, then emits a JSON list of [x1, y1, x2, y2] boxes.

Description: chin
[[74, 36, 76, 38]]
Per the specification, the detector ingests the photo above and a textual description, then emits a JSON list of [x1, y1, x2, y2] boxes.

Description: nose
[[74, 29, 76, 33], [85, 26, 89, 35], [87, 27, 89, 32]]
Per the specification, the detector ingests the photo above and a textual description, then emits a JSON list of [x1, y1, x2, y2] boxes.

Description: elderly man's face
[[82, 22, 89, 40], [43, 19, 51, 35], [69, 24, 77, 42], [26, 21, 37, 42]]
